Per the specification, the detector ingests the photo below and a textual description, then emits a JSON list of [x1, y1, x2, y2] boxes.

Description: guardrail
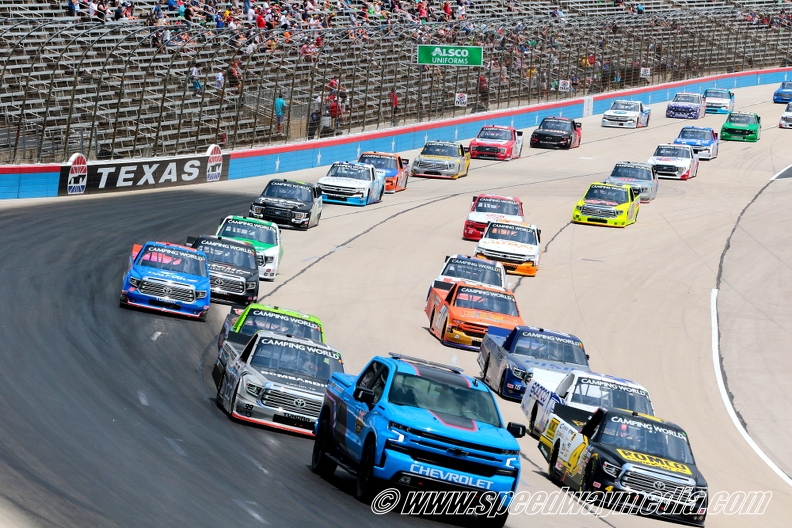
[[1, 66, 789, 199]]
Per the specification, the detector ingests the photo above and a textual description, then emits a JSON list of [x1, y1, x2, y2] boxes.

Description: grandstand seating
[[0, 0, 790, 163]]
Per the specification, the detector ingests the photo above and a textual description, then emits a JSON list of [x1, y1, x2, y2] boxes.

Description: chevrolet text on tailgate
[[311, 354, 526, 527], [539, 405, 708, 526]]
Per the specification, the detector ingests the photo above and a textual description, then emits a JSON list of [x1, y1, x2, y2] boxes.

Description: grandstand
[[0, 0, 789, 163]]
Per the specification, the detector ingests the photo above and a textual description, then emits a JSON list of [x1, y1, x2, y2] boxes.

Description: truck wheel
[[216, 375, 227, 412], [582, 461, 599, 495], [548, 442, 563, 485], [311, 416, 337, 479], [498, 372, 508, 397], [481, 357, 490, 381], [354, 441, 379, 503], [529, 403, 538, 436], [479, 510, 509, 528]]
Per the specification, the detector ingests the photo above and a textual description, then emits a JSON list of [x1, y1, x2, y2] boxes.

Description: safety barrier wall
[[1, 67, 790, 200]]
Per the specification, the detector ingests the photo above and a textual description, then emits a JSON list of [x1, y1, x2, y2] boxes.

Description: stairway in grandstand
[[0, 0, 789, 163]]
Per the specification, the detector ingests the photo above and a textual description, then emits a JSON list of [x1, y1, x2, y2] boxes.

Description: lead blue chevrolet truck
[[311, 354, 526, 527]]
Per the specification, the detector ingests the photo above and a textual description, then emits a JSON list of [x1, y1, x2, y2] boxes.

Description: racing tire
[[498, 372, 508, 398], [216, 374, 227, 412], [481, 356, 490, 382], [198, 311, 207, 322], [311, 416, 337, 479], [529, 403, 538, 436], [548, 442, 563, 485], [441, 317, 450, 345], [354, 441, 379, 503], [478, 509, 509, 528], [378, 188, 384, 203], [645, 116, 650, 127]]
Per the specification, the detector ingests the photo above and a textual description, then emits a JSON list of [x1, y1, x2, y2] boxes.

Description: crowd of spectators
[[735, 8, 792, 29]]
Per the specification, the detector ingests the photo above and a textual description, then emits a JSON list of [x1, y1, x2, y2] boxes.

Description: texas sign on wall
[[58, 145, 229, 196]]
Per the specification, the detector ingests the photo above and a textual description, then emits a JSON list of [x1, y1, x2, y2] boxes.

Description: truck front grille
[[139, 279, 195, 302]]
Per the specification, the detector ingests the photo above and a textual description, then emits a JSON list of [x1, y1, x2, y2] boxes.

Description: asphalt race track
[[0, 84, 791, 528]]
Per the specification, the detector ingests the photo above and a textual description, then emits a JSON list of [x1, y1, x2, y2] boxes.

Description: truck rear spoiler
[[486, 325, 512, 338], [226, 330, 255, 348], [553, 403, 597, 431]]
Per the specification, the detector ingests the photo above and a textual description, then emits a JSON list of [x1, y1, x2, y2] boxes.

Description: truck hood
[[317, 177, 370, 189], [647, 156, 692, 168], [477, 238, 538, 257], [527, 369, 567, 390], [467, 211, 523, 224], [597, 444, 706, 485], [509, 356, 588, 376], [225, 236, 278, 253], [416, 155, 461, 162], [387, 405, 520, 451], [667, 102, 701, 110], [674, 137, 714, 147], [722, 122, 755, 130], [255, 196, 311, 211], [251, 368, 328, 395], [471, 138, 511, 146], [604, 177, 650, 189], [604, 110, 639, 118], [450, 307, 523, 327], [132, 266, 208, 286]]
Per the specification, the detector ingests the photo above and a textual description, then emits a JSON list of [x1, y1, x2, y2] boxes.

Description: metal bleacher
[[0, 0, 790, 163]]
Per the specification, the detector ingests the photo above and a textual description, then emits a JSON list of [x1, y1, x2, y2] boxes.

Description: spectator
[[168, 0, 177, 11], [151, 0, 163, 19], [189, 64, 203, 96], [388, 88, 399, 125], [215, 70, 225, 91], [67, 0, 77, 17], [477, 73, 489, 105], [227, 60, 242, 94], [636, 3, 645, 14], [307, 108, 320, 139], [274, 93, 287, 134]]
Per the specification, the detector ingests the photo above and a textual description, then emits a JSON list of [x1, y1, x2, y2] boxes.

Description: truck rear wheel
[[311, 416, 337, 479], [529, 403, 538, 436], [548, 443, 562, 485]]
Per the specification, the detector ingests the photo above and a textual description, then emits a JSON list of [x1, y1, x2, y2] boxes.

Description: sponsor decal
[[58, 147, 230, 196], [248, 310, 320, 330], [257, 369, 326, 388], [66, 153, 88, 195], [409, 463, 493, 490], [199, 238, 256, 255], [610, 416, 688, 439], [260, 338, 340, 360], [147, 245, 206, 261], [447, 258, 499, 272], [616, 449, 693, 475], [458, 287, 514, 301], [579, 378, 649, 396], [520, 332, 583, 347]]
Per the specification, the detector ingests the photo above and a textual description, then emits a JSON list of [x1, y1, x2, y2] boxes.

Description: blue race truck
[[311, 354, 526, 527], [477, 325, 590, 401], [120, 241, 211, 320]]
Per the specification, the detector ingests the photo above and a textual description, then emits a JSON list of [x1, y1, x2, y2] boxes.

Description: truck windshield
[[238, 310, 323, 342], [704, 89, 729, 99], [421, 144, 458, 157], [570, 378, 653, 415], [474, 197, 521, 216], [610, 165, 653, 181], [726, 114, 757, 124], [584, 186, 628, 204], [598, 416, 695, 465], [251, 337, 342, 380], [677, 129, 711, 141], [389, 373, 501, 427], [195, 241, 257, 270], [478, 128, 512, 140], [513, 332, 587, 366], [218, 220, 277, 245], [673, 94, 699, 104], [137, 247, 207, 276], [484, 224, 536, 245], [453, 287, 519, 316], [539, 119, 573, 131], [327, 164, 371, 181], [359, 155, 397, 169], [263, 182, 313, 202], [441, 259, 503, 288], [653, 146, 690, 158], [611, 101, 639, 112]]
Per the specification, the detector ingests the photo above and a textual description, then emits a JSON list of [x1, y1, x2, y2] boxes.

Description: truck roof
[[253, 329, 340, 355], [565, 369, 649, 392], [193, 234, 256, 252], [510, 325, 584, 344], [386, 354, 491, 392], [224, 215, 277, 228]]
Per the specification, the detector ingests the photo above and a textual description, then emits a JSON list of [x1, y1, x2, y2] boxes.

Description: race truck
[[538, 406, 708, 526], [249, 179, 323, 230], [469, 125, 523, 160], [601, 100, 651, 128], [529, 117, 582, 149], [462, 194, 525, 241], [186, 235, 259, 306], [425, 282, 524, 351], [357, 151, 409, 193], [410, 140, 470, 179], [216, 303, 325, 352], [429, 254, 509, 298], [646, 144, 699, 179], [214, 330, 344, 435], [311, 353, 526, 527], [572, 182, 640, 227], [665, 93, 706, 119], [475, 220, 541, 277], [604, 162, 658, 202], [317, 161, 385, 206], [673, 126, 720, 160], [478, 326, 589, 401], [120, 241, 210, 320], [216, 215, 283, 281], [703, 88, 734, 114], [773, 81, 792, 104], [520, 369, 654, 437], [720, 112, 761, 142], [780, 102, 792, 129]]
